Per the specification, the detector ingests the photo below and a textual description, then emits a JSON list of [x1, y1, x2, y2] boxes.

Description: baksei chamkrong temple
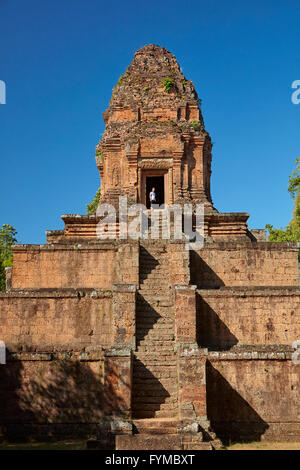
[[1, 45, 300, 450]]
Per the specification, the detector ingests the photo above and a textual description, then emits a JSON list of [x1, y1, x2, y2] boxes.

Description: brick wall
[[197, 288, 300, 348], [191, 242, 299, 287], [0, 349, 132, 440], [0, 290, 113, 350], [207, 355, 300, 441], [11, 245, 117, 289]]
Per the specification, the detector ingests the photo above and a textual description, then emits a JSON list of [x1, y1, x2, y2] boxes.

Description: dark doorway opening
[[146, 176, 165, 209]]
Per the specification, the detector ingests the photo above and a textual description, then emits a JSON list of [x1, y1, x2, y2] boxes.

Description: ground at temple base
[[226, 441, 300, 450], [1, 440, 300, 450]]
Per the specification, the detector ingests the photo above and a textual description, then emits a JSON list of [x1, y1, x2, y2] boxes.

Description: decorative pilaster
[[103, 347, 133, 420], [112, 284, 137, 349], [174, 285, 197, 344], [173, 150, 184, 200]]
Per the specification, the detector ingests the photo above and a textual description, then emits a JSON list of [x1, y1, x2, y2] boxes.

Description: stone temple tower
[[2, 44, 299, 450], [96, 44, 214, 211]]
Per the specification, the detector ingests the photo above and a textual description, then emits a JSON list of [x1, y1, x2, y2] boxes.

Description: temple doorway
[[146, 175, 165, 209], [140, 169, 169, 208]]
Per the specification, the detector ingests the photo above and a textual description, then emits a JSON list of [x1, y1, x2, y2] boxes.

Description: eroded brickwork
[[191, 242, 299, 287], [197, 288, 300, 348], [12, 245, 117, 289], [207, 356, 300, 441], [0, 290, 113, 350]]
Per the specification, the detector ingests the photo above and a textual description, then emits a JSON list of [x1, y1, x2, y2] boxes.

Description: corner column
[[174, 283, 210, 432], [112, 284, 137, 350]]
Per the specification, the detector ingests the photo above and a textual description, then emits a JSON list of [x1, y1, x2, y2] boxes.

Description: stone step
[[136, 301, 173, 309], [136, 345, 175, 353], [139, 270, 169, 276], [133, 418, 178, 430], [132, 388, 178, 399], [139, 268, 169, 274], [139, 278, 170, 283], [132, 409, 178, 419], [136, 319, 174, 326], [137, 301, 173, 308], [139, 279, 171, 285], [116, 434, 183, 450], [132, 392, 177, 402], [136, 312, 173, 319], [137, 297, 173, 305], [136, 325, 175, 341], [134, 364, 177, 370], [140, 249, 168, 255], [134, 353, 177, 361], [132, 397, 178, 407], [137, 338, 175, 346], [137, 294, 172, 300], [136, 328, 174, 335], [136, 318, 173, 324], [136, 319, 173, 324], [139, 262, 169, 267], [136, 317, 174, 323], [133, 362, 177, 368], [116, 434, 213, 451], [136, 343, 175, 349], [133, 378, 178, 388], [133, 421, 178, 435], [136, 338, 175, 345], [140, 269, 170, 274], [139, 271, 169, 277], [133, 370, 177, 379], [136, 341, 175, 347], [134, 358, 176, 365], [132, 400, 178, 410], [139, 285, 171, 291], [133, 367, 177, 373]]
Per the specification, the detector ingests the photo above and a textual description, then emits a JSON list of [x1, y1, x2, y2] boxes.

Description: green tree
[[0, 224, 18, 290], [86, 188, 101, 215], [266, 158, 300, 254]]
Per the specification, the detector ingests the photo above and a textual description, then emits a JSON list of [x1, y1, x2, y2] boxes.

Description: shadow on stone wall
[[139, 246, 159, 281], [0, 356, 128, 442], [136, 294, 161, 346], [132, 358, 171, 419], [190, 251, 225, 288], [196, 294, 238, 350], [206, 361, 269, 443]]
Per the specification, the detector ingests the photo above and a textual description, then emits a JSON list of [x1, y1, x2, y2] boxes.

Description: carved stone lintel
[[138, 159, 173, 169]]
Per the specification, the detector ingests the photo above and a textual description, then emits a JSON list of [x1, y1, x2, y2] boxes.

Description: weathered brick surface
[[0, 290, 113, 350], [197, 288, 300, 347], [206, 358, 300, 441], [0, 350, 132, 440], [191, 242, 299, 287], [112, 285, 136, 348], [104, 349, 132, 419], [178, 346, 207, 420], [174, 286, 197, 343], [12, 245, 117, 289], [168, 242, 190, 285]]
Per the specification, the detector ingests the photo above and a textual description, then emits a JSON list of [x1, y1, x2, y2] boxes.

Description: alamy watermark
[[0, 80, 6, 104], [96, 197, 204, 250], [291, 80, 300, 104], [0, 341, 6, 364]]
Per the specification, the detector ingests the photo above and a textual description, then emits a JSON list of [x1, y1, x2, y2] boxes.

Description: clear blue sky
[[0, 0, 299, 243]]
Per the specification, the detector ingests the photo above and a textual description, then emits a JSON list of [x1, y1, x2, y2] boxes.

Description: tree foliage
[[266, 159, 300, 255], [0, 224, 18, 290], [86, 188, 101, 215]]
